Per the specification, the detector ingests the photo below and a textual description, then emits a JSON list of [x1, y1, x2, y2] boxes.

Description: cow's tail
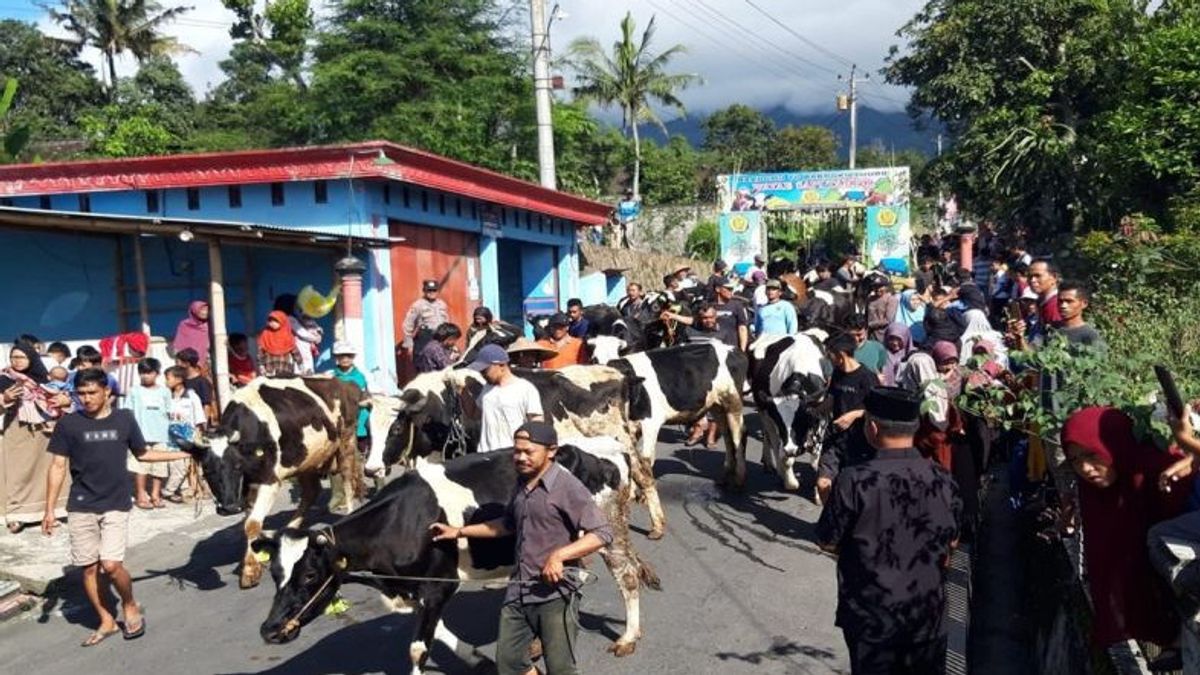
[[636, 554, 662, 591]]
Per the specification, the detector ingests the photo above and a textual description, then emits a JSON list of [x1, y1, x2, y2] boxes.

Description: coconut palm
[[47, 0, 193, 98], [566, 12, 699, 200]]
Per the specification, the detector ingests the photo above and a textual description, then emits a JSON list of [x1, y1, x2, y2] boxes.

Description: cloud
[[22, 0, 919, 112]]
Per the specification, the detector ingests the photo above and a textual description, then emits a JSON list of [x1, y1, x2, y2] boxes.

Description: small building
[[0, 142, 611, 393]]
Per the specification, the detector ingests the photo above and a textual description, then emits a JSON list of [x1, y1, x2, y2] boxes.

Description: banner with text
[[717, 168, 911, 212]]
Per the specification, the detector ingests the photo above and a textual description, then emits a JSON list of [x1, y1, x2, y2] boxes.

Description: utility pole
[[838, 65, 868, 169], [530, 0, 557, 189]]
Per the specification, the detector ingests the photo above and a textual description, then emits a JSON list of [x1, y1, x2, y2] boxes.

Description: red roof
[[0, 141, 613, 225]]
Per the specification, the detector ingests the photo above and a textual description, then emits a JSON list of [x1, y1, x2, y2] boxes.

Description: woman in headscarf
[[1061, 407, 1190, 649], [257, 311, 302, 377], [959, 308, 1008, 369], [1, 343, 70, 533], [899, 349, 961, 471], [898, 288, 927, 345], [881, 322, 915, 387], [172, 301, 211, 366]]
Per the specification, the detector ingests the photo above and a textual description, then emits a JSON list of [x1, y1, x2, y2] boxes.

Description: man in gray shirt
[[430, 422, 611, 675], [1055, 281, 1105, 350]]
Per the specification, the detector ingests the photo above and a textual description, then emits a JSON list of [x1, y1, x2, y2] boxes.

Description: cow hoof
[[647, 527, 665, 541], [608, 641, 637, 657], [783, 476, 801, 491]]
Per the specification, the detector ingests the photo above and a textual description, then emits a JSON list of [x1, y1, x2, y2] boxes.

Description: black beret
[[865, 386, 922, 423]]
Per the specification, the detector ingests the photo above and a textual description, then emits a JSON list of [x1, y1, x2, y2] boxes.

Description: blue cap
[[468, 343, 510, 371]]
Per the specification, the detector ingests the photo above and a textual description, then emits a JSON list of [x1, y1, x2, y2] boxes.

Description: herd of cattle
[[182, 292, 843, 674]]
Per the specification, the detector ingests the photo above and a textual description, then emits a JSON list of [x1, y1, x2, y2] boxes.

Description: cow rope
[[345, 568, 595, 588], [442, 387, 468, 460]]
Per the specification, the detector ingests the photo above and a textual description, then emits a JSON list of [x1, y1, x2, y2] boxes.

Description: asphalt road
[[0, 416, 848, 675]]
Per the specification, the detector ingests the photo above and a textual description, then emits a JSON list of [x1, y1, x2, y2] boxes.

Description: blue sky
[[0, 0, 920, 114]]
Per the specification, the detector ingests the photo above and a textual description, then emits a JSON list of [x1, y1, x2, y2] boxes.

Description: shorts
[[68, 510, 130, 566], [126, 444, 169, 478]]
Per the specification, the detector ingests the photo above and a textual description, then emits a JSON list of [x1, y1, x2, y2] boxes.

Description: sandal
[[134, 502, 153, 510], [122, 616, 145, 640], [163, 494, 184, 504], [151, 498, 166, 509], [81, 627, 120, 647]]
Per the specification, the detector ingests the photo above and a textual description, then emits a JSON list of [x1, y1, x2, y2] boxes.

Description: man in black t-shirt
[[43, 368, 191, 646], [817, 334, 880, 503]]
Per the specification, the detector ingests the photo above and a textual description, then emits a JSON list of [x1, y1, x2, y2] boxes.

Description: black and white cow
[[606, 343, 750, 489], [253, 442, 660, 673], [365, 365, 667, 539], [457, 321, 522, 366], [747, 331, 832, 490], [186, 376, 364, 589]]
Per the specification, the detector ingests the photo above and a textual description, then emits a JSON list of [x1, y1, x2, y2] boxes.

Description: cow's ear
[[228, 430, 241, 445], [251, 538, 279, 558], [400, 389, 423, 406]]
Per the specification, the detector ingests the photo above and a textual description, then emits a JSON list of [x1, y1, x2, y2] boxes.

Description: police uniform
[[402, 280, 450, 351], [816, 387, 961, 675]]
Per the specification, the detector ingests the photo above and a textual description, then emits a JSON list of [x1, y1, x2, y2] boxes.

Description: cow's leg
[[722, 406, 748, 490], [287, 474, 321, 529], [639, 418, 664, 463], [240, 480, 281, 589], [408, 584, 455, 675], [432, 619, 485, 668], [596, 485, 658, 657], [758, 402, 781, 475], [628, 451, 665, 539], [338, 431, 363, 514]]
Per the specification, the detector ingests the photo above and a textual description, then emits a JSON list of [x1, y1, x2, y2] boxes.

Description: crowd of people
[[4, 226, 1200, 671]]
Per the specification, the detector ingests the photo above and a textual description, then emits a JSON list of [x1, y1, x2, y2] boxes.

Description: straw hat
[[506, 337, 558, 361]]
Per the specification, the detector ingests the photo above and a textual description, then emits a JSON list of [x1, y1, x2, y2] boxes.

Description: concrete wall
[[626, 204, 722, 254]]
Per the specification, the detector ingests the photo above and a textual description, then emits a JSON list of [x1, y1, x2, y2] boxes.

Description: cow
[[747, 331, 833, 491], [185, 376, 365, 589], [606, 343, 750, 490], [251, 441, 661, 673], [457, 321, 522, 365], [365, 365, 667, 539]]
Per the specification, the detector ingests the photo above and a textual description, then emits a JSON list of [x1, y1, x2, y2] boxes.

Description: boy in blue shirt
[[121, 358, 172, 508]]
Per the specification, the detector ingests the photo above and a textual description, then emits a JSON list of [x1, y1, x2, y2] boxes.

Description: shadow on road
[[715, 636, 845, 673]]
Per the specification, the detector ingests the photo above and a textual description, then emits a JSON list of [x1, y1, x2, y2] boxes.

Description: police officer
[[817, 387, 961, 675], [401, 279, 450, 355]]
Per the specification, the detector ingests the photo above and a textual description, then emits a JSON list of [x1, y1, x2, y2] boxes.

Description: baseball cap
[[468, 344, 509, 371], [753, 253, 765, 264], [720, 278, 737, 289], [547, 312, 570, 328], [332, 341, 357, 356], [422, 280, 439, 292], [1020, 287, 1039, 301], [765, 279, 782, 290], [515, 421, 558, 447]]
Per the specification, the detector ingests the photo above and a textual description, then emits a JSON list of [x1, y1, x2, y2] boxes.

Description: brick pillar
[[335, 255, 368, 369]]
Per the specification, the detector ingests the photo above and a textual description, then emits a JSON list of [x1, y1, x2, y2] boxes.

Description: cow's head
[[182, 430, 248, 516], [457, 321, 521, 367], [526, 313, 553, 340], [370, 372, 478, 472], [588, 335, 627, 365], [254, 526, 344, 644]]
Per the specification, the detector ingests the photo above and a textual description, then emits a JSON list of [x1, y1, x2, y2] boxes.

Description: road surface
[[0, 416, 848, 675]]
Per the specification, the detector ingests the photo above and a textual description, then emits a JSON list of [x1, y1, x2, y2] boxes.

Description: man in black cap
[[817, 386, 961, 675], [401, 279, 450, 356], [431, 422, 612, 675]]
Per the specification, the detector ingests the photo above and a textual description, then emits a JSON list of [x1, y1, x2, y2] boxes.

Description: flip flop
[[122, 616, 146, 640], [152, 500, 166, 509], [134, 502, 153, 510], [163, 494, 183, 504], [82, 628, 120, 647]]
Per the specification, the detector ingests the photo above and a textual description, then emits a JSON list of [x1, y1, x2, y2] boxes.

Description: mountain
[[645, 105, 942, 158]]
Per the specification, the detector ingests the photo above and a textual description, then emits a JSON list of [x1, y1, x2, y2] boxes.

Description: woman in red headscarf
[[257, 311, 301, 377], [1061, 406, 1191, 648]]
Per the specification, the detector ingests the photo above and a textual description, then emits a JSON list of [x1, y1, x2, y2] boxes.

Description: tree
[[640, 135, 701, 205], [308, 0, 531, 172], [0, 20, 102, 144], [81, 56, 196, 157], [774, 125, 838, 171], [886, 0, 1144, 235], [0, 78, 31, 162], [221, 0, 312, 91], [48, 0, 193, 99], [702, 104, 776, 172], [567, 12, 699, 199]]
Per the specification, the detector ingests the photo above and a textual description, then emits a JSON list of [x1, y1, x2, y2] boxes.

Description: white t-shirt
[[477, 377, 544, 453], [168, 389, 206, 427]]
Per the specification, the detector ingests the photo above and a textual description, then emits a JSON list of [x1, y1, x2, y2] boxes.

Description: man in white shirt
[[468, 344, 544, 453]]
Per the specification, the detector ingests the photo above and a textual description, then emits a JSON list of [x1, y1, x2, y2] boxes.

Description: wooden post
[[208, 240, 231, 415], [133, 234, 151, 335]]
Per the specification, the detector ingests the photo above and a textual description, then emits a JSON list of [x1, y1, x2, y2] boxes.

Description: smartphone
[[1006, 302, 1021, 323], [1155, 365, 1185, 419]]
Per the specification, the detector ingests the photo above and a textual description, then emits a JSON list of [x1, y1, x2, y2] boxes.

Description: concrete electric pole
[[530, 0, 557, 189], [838, 65, 869, 169]]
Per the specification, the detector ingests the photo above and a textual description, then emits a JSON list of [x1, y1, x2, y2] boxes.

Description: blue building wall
[[3, 176, 587, 383]]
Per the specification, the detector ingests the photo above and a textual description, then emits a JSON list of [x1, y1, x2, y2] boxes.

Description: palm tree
[[566, 12, 699, 200], [48, 0, 193, 99]]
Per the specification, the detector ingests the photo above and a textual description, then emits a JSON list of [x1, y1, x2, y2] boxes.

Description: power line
[[682, 0, 842, 78], [742, 0, 856, 69]]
